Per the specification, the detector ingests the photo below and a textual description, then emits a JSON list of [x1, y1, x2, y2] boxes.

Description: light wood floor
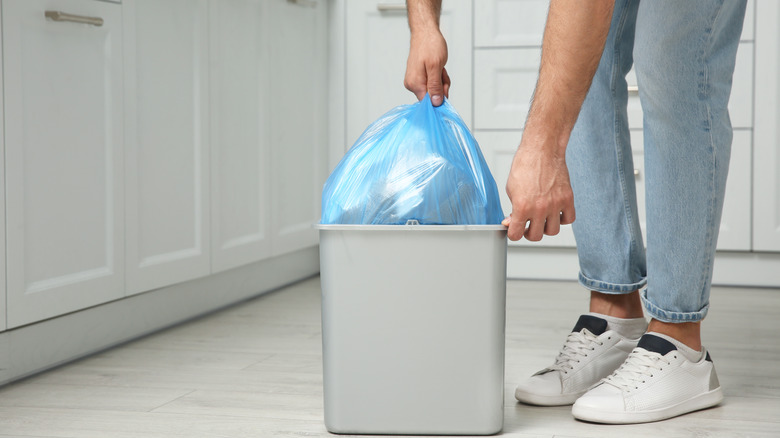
[[1, 277, 778, 437]]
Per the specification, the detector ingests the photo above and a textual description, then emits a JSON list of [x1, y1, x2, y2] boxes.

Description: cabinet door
[[3, 0, 124, 328], [753, 1, 780, 251], [123, 0, 211, 294], [345, 1, 472, 147], [209, 0, 272, 273], [0, 13, 5, 332], [265, 0, 327, 256]]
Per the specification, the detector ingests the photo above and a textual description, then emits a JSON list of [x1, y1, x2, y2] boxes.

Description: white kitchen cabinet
[[729, 43, 754, 130], [2, 0, 124, 328], [344, 0, 472, 147], [753, 1, 780, 251], [266, 0, 328, 256], [123, 0, 211, 294], [209, 0, 273, 273], [0, 13, 5, 333], [742, 0, 755, 41], [473, 48, 540, 130], [474, 0, 547, 48], [716, 130, 752, 251]]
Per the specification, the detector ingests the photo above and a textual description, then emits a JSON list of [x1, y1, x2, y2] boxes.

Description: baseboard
[[0, 246, 320, 387], [507, 246, 780, 288]]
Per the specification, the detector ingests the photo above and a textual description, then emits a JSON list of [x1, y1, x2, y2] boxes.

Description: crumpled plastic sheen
[[321, 94, 504, 225]]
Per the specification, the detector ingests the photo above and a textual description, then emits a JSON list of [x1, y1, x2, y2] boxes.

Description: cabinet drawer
[[475, 0, 753, 45], [3, 0, 124, 328], [474, 48, 540, 130], [474, 0, 547, 48], [475, 44, 751, 132]]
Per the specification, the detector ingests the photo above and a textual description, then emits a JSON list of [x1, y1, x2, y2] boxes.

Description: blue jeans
[[566, 0, 747, 323]]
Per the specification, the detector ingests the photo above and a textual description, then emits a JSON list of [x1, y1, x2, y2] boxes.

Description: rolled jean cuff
[[578, 272, 647, 294], [641, 290, 709, 323]]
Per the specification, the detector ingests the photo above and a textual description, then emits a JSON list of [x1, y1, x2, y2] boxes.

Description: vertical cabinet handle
[[44, 10, 104, 27], [287, 0, 317, 8], [377, 3, 407, 12]]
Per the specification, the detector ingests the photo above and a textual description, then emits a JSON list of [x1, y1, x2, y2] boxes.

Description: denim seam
[[611, 0, 641, 274], [699, 1, 726, 310]]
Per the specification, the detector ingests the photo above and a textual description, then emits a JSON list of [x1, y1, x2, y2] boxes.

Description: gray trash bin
[[317, 224, 507, 435]]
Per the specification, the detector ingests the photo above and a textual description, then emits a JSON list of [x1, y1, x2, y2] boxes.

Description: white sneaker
[[572, 333, 723, 424], [515, 314, 642, 406]]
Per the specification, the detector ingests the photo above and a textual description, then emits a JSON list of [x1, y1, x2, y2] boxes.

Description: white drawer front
[[474, 0, 548, 48], [474, 48, 540, 130]]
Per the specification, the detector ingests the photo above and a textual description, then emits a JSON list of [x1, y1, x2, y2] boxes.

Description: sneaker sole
[[571, 387, 724, 424], [515, 387, 585, 406]]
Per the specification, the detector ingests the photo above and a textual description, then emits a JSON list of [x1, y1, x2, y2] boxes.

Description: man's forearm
[[523, 0, 614, 154], [406, 0, 442, 33], [404, 0, 449, 105]]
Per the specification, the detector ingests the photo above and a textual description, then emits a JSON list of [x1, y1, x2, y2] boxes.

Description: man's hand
[[502, 141, 575, 241], [405, 30, 450, 106], [501, 0, 613, 241], [405, 0, 449, 106]]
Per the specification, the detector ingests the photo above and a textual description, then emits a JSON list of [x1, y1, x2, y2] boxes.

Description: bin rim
[[315, 224, 507, 232]]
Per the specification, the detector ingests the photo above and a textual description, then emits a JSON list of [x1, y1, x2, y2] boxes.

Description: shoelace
[[546, 329, 604, 374], [602, 348, 672, 392]]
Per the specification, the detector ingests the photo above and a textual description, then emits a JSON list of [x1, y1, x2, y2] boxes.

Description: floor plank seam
[[240, 353, 278, 371], [147, 389, 198, 413]]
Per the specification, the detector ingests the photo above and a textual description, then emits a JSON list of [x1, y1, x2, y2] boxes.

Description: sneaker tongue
[[637, 334, 677, 355], [571, 315, 608, 335]]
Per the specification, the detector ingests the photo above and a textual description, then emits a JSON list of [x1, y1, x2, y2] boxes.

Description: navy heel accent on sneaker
[[636, 334, 677, 355], [572, 315, 608, 335]]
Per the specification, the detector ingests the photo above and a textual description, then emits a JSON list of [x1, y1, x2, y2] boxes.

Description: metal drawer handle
[[377, 3, 407, 12], [628, 85, 639, 95], [287, 0, 317, 7], [45, 10, 103, 27]]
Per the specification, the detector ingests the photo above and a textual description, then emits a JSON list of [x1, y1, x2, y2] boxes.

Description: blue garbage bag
[[321, 94, 504, 225]]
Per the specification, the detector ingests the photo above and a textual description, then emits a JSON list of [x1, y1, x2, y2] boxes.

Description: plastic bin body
[[318, 225, 507, 435]]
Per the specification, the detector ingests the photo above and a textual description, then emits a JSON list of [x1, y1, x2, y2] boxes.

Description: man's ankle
[[589, 290, 644, 319]]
